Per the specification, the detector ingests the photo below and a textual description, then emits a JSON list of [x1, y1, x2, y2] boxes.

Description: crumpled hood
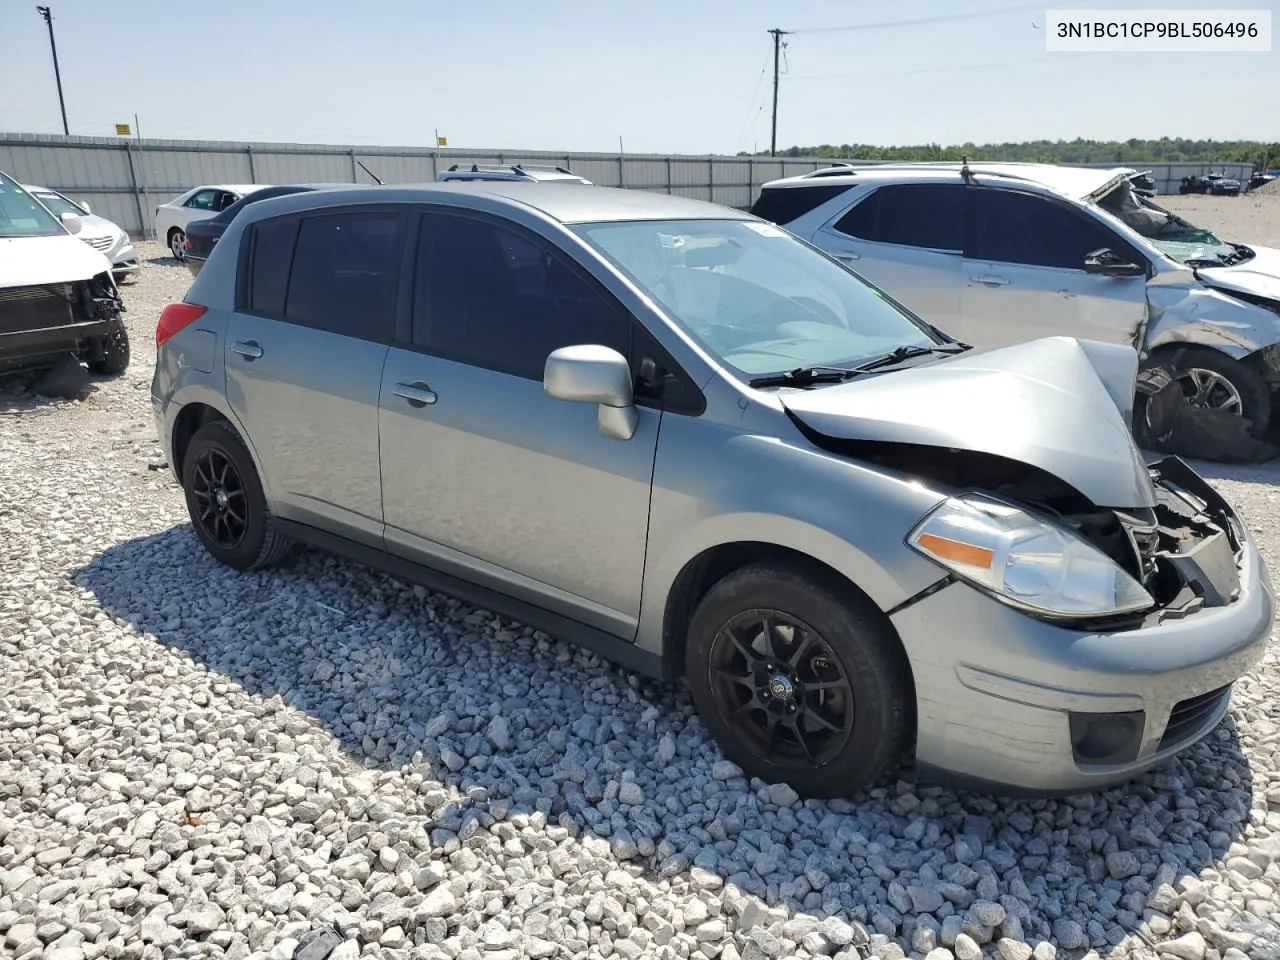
[[1198, 244, 1280, 303], [780, 336, 1158, 508], [0, 234, 114, 287]]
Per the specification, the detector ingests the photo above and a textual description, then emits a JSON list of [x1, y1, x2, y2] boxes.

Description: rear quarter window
[[749, 184, 855, 225], [247, 218, 299, 317]]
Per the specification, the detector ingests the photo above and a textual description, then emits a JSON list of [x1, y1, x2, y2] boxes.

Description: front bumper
[[892, 466, 1274, 795]]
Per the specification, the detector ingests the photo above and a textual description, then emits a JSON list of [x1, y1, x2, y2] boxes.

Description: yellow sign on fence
[[437, 136, 447, 147], [114, 123, 131, 136]]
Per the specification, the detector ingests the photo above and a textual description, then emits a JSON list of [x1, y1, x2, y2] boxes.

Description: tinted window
[[413, 213, 630, 380], [248, 218, 298, 316], [283, 211, 402, 340], [968, 190, 1121, 269], [749, 184, 854, 225], [833, 185, 965, 250], [185, 189, 218, 210]]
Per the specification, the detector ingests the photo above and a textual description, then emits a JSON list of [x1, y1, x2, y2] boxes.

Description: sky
[[1, 0, 1276, 154]]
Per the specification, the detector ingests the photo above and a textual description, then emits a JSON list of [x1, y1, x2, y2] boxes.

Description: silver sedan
[[24, 184, 139, 281]]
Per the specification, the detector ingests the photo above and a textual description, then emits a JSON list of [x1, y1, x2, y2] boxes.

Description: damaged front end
[[0, 271, 123, 374]]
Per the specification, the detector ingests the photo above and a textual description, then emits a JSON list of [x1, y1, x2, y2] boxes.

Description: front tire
[[168, 228, 187, 261], [182, 421, 292, 571], [1136, 347, 1272, 450], [685, 561, 913, 798], [88, 317, 130, 375]]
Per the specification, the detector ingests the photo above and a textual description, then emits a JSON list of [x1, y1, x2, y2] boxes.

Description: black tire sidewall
[[90, 318, 130, 375], [170, 230, 186, 261], [1139, 347, 1273, 442], [685, 564, 911, 798], [182, 422, 272, 571]]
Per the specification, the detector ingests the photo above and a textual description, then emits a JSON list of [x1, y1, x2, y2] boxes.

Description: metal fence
[[0, 133, 849, 238], [0, 132, 1257, 239]]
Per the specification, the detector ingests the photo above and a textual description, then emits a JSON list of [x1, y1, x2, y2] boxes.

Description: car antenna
[[959, 156, 976, 185], [356, 160, 383, 185]]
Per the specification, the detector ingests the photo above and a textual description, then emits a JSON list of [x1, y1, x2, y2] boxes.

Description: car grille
[[1159, 684, 1231, 751], [84, 235, 114, 252], [0, 284, 74, 336]]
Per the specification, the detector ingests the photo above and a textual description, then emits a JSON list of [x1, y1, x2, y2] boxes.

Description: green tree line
[[739, 138, 1279, 168]]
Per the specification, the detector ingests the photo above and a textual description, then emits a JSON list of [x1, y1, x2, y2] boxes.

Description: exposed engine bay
[[0, 272, 123, 372], [815, 437, 1241, 629]]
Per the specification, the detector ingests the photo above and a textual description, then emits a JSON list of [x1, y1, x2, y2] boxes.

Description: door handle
[[833, 251, 860, 261], [393, 381, 437, 407], [232, 340, 263, 359], [970, 275, 1010, 286]]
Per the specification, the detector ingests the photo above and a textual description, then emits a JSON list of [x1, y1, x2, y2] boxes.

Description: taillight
[[156, 303, 208, 349]]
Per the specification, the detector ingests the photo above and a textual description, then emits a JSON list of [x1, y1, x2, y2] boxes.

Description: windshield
[[0, 175, 67, 238], [573, 218, 939, 378], [31, 190, 84, 218], [1095, 180, 1240, 265]]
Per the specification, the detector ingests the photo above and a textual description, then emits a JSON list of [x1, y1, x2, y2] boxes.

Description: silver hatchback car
[[152, 183, 1274, 797]]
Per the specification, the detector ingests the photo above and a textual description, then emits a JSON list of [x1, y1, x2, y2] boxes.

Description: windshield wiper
[[748, 365, 862, 388], [748, 345, 965, 389], [850, 343, 965, 373]]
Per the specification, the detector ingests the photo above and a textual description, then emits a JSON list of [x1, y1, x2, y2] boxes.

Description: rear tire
[[685, 561, 913, 798], [88, 317, 130, 375], [182, 421, 292, 571], [168, 228, 187, 262]]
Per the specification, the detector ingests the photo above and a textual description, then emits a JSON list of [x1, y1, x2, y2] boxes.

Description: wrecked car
[[1180, 172, 1242, 197], [751, 162, 1280, 457], [0, 170, 129, 377], [153, 184, 1273, 796]]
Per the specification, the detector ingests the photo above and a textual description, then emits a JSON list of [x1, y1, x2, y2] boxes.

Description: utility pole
[[36, 6, 69, 136], [768, 28, 790, 157]]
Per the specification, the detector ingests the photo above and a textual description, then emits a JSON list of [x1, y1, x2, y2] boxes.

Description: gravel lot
[[2, 197, 1280, 960]]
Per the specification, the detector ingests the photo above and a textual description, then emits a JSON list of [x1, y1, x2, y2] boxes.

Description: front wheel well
[[661, 542, 909, 682], [171, 403, 229, 483]]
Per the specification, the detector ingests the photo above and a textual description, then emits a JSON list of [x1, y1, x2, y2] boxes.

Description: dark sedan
[[183, 185, 321, 277]]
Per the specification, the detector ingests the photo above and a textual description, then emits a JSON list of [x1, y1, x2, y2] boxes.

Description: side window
[[412, 212, 630, 380], [248, 218, 298, 316], [215, 191, 238, 211], [185, 189, 218, 210], [283, 210, 403, 341], [967, 190, 1122, 270], [833, 185, 965, 250]]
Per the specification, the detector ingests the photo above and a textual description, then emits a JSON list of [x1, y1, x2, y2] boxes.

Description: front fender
[[1145, 281, 1280, 359], [634, 415, 950, 657]]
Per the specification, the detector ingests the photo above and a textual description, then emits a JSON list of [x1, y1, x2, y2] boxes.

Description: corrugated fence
[[0, 132, 1257, 239], [0, 133, 845, 238]]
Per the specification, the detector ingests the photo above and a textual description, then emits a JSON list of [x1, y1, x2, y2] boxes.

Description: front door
[[959, 188, 1148, 348], [224, 207, 406, 546], [378, 210, 659, 637]]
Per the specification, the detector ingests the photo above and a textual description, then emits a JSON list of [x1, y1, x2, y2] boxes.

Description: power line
[[788, 51, 1109, 81], [789, 1, 1069, 34], [732, 57, 771, 152]]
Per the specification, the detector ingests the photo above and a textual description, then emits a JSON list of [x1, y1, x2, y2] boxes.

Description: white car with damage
[[0, 171, 129, 375], [751, 161, 1280, 453]]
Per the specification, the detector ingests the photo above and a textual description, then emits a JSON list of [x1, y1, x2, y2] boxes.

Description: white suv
[[753, 162, 1280, 455]]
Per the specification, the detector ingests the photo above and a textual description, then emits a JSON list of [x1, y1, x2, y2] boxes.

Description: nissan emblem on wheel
[[152, 181, 1273, 797]]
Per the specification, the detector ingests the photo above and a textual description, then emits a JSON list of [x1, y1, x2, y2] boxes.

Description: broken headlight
[[908, 495, 1154, 618]]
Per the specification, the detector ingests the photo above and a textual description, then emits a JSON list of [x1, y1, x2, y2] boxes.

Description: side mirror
[[59, 211, 83, 234], [544, 344, 637, 440], [1084, 247, 1143, 278], [79, 201, 91, 214]]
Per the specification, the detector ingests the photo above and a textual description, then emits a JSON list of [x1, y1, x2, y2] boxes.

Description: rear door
[[378, 209, 661, 637], [224, 206, 406, 546], [959, 188, 1148, 348], [814, 184, 966, 330]]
